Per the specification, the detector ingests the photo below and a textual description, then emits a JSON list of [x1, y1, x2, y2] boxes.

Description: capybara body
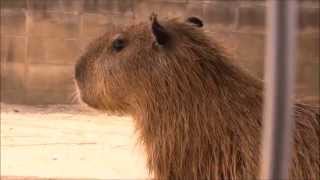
[[75, 15, 319, 180]]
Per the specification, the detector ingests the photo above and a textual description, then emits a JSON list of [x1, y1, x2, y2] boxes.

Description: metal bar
[[260, 0, 298, 179]]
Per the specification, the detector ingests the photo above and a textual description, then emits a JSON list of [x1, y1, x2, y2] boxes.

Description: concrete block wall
[[1, 0, 319, 105]]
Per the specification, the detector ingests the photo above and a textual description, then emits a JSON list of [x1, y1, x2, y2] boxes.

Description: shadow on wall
[[0, 0, 319, 105]]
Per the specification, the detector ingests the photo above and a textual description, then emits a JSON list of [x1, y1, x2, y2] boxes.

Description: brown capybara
[[74, 14, 319, 180]]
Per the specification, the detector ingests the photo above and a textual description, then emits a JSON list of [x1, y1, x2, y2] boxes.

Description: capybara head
[[75, 14, 221, 114]]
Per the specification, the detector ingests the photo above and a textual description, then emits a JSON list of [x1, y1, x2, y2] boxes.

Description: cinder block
[[46, 38, 81, 65], [299, 7, 320, 32], [94, 0, 133, 15], [156, 1, 187, 17], [28, 11, 81, 38], [297, 95, 320, 106], [112, 14, 134, 26], [1, 88, 27, 104], [238, 5, 266, 31], [29, 0, 84, 13], [296, 34, 320, 94], [0, 9, 26, 36], [26, 64, 74, 91], [1, 36, 26, 63], [207, 32, 266, 78], [81, 0, 127, 14], [81, 13, 113, 38], [99, 0, 118, 13], [83, 0, 134, 15], [24, 89, 76, 105], [297, 34, 320, 65], [117, 0, 134, 14], [60, 0, 84, 13], [0, 61, 5, 77], [27, 37, 47, 64], [134, 0, 187, 22], [0, 0, 27, 9], [1, 62, 26, 90], [133, 1, 157, 22], [203, 1, 236, 28], [28, 0, 61, 12], [82, 0, 100, 13], [297, 62, 320, 98], [186, 2, 204, 19], [27, 37, 81, 65]]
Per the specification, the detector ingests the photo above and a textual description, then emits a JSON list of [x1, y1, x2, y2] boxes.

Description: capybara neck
[[133, 41, 264, 179]]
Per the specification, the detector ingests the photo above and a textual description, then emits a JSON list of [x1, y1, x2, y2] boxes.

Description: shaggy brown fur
[[74, 15, 319, 180]]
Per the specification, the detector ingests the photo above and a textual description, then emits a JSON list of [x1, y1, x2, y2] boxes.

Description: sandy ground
[[0, 103, 150, 179]]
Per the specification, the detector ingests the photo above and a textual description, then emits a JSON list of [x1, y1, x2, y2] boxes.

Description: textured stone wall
[[1, 0, 319, 105]]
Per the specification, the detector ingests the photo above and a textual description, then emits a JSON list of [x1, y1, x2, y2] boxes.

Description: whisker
[[68, 86, 81, 104]]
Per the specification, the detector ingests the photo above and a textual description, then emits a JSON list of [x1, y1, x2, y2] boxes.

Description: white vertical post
[[260, 0, 298, 179]]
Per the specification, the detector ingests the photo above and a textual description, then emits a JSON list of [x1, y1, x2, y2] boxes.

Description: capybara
[[74, 14, 319, 180]]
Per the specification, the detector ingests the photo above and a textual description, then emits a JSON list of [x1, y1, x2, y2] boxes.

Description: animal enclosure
[[1, 0, 319, 179]]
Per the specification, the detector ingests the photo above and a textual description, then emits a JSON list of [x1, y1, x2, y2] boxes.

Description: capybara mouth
[[81, 97, 102, 110], [78, 91, 104, 110], [74, 80, 103, 110]]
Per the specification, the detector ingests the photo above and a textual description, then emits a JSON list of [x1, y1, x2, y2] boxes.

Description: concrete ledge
[[1, 103, 149, 179]]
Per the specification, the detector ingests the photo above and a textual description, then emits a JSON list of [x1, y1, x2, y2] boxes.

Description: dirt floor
[[0, 103, 150, 180]]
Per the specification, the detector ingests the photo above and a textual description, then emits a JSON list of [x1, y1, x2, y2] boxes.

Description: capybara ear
[[186, 17, 203, 28], [150, 13, 170, 45]]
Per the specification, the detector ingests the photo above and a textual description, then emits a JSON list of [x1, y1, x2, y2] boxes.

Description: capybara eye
[[112, 38, 126, 52]]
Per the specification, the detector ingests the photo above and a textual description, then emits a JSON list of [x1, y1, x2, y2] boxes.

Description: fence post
[[260, 0, 298, 179]]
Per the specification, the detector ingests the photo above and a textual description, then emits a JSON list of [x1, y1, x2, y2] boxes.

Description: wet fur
[[75, 17, 319, 180]]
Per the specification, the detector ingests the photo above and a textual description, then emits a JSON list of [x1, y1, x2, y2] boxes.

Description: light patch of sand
[[0, 103, 150, 179]]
